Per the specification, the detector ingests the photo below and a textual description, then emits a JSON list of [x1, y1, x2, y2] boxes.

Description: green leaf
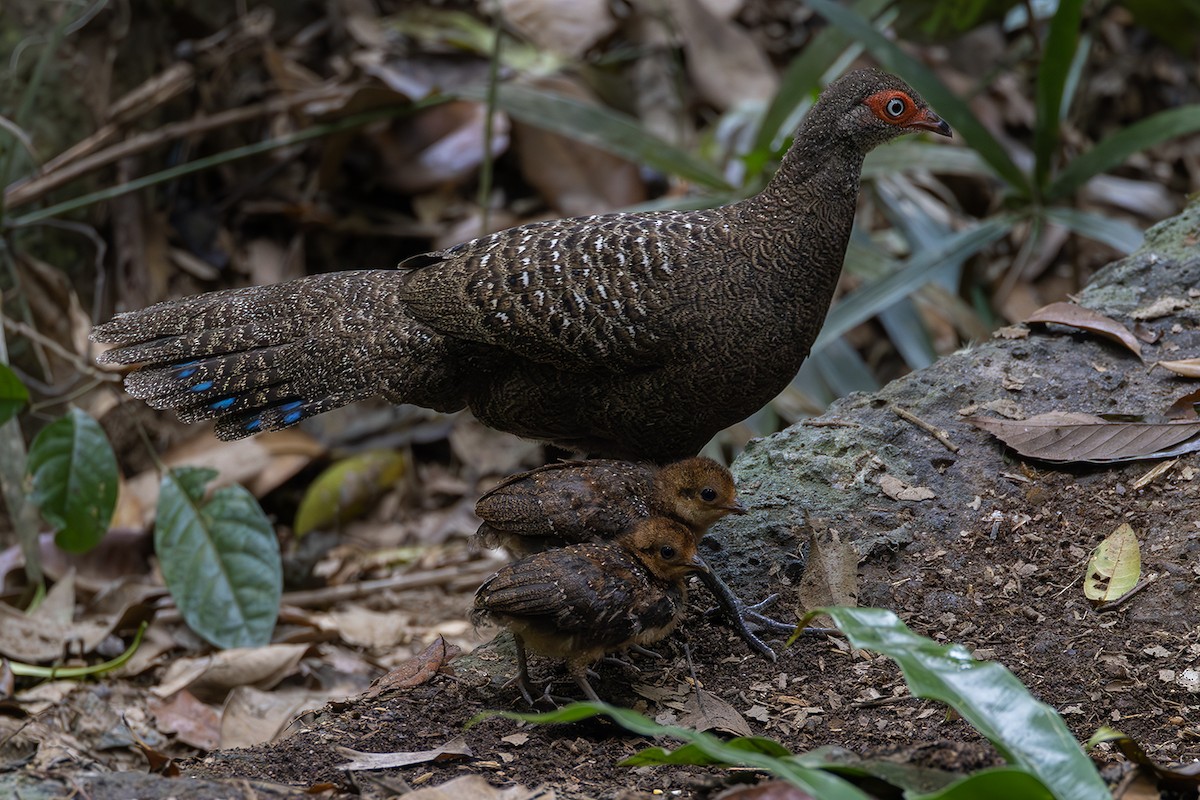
[[621, 736, 793, 766], [27, 408, 118, 553], [814, 215, 1016, 354], [794, 608, 1110, 800], [911, 767, 1055, 800], [156, 467, 281, 648], [805, 0, 1030, 195], [1048, 104, 1200, 200], [472, 702, 871, 799], [752, 0, 891, 156], [1041, 207, 1144, 253], [456, 84, 731, 192], [863, 139, 997, 180], [1033, 0, 1083, 190], [294, 450, 408, 537], [0, 364, 29, 425]]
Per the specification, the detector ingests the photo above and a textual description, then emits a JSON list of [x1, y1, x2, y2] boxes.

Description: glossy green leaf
[[1048, 105, 1200, 200], [622, 736, 792, 766], [27, 407, 117, 553], [472, 702, 871, 799], [457, 84, 730, 192], [814, 215, 1016, 355], [1033, 0, 1083, 190], [912, 767, 1055, 800], [806, 0, 1029, 194], [156, 467, 281, 648], [752, 0, 890, 156], [294, 449, 408, 537], [1042, 207, 1144, 253], [792, 608, 1110, 800], [0, 364, 29, 425]]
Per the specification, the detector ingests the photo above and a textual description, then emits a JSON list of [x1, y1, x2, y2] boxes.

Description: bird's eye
[[659, 545, 676, 559], [885, 97, 907, 117], [700, 487, 718, 502]]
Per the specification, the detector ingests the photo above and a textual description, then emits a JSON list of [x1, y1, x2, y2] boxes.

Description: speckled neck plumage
[[91, 68, 947, 462]]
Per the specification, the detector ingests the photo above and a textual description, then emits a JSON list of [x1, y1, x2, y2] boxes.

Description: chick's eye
[[700, 487, 718, 502], [886, 97, 907, 117], [659, 545, 676, 560]]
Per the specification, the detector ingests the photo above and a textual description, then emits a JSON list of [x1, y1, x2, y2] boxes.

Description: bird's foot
[[704, 592, 797, 635], [599, 656, 641, 673], [627, 644, 664, 660]]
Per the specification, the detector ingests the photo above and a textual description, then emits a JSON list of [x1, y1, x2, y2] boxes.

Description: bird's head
[[627, 518, 708, 582], [652, 456, 747, 533], [809, 68, 952, 151]]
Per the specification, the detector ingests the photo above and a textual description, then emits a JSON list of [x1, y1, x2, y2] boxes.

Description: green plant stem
[[478, 1, 504, 235]]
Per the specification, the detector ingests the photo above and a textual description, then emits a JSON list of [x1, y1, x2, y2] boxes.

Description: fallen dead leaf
[[153, 643, 311, 702], [796, 523, 859, 625], [676, 689, 752, 737], [967, 412, 1200, 463], [878, 474, 936, 501], [335, 735, 472, 771], [1158, 357, 1200, 378], [1025, 301, 1144, 360], [1084, 523, 1141, 604], [1130, 295, 1190, 320], [501, 732, 529, 746], [363, 636, 459, 698], [147, 690, 220, 751], [398, 774, 549, 800], [221, 684, 356, 749]]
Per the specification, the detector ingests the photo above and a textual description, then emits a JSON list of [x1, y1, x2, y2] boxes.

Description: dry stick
[[2, 318, 118, 384], [890, 404, 960, 453], [5, 87, 346, 209], [152, 566, 498, 623], [1094, 573, 1158, 613]]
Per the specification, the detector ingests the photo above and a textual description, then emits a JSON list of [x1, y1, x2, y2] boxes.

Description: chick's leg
[[695, 558, 793, 662]]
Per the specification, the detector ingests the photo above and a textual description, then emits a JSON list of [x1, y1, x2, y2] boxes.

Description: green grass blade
[[752, 0, 891, 156], [472, 703, 871, 798], [457, 84, 730, 192], [1048, 105, 1200, 200], [1033, 0, 1083, 191], [1041, 206, 1144, 253], [805, 0, 1030, 195], [813, 215, 1016, 355], [911, 767, 1055, 800], [797, 608, 1110, 800], [863, 140, 997, 179]]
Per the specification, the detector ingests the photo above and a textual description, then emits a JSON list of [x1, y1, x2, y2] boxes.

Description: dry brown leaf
[[154, 644, 311, 702], [878, 474, 936, 501], [399, 775, 547, 800], [499, 0, 616, 58], [1166, 387, 1200, 420], [676, 690, 752, 737], [715, 781, 817, 800], [967, 412, 1200, 463], [660, 0, 778, 110], [220, 684, 357, 748], [1084, 523, 1141, 604], [1025, 301, 1143, 359], [0, 572, 119, 661], [1130, 295, 1190, 320], [1159, 358, 1200, 378], [796, 524, 858, 626], [147, 690, 221, 751], [363, 636, 459, 698], [335, 735, 472, 771]]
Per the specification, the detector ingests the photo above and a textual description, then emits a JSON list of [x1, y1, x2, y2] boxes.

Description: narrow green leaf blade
[[805, 608, 1110, 800], [156, 467, 282, 648], [911, 767, 1055, 800], [1033, 0, 1083, 189], [805, 0, 1029, 194], [27, 407, 118, 553], [814, 216, 1016, 354], [456, 84, 731, 192], [475, 702, 871, 799], [1042, 207, 1144, 253], [0, 364, 29, 425], [1049, 105, 1200, 200]]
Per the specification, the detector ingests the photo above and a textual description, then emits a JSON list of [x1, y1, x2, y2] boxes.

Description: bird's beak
[[723, 501, 748, 515], [689, 553, 710, 574], [910, 110, 952, 138]]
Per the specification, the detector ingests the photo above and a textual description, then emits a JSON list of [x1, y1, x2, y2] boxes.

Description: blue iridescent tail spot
[[173, 360, 201, 379], [190, 381, 214, 392], [211, 397, 236, 410], [245, 418, 263, 432]]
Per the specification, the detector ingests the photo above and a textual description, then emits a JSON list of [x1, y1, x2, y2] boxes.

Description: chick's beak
[[723, 501, 748, 515], [689, 553, 710, 574], [910, 110, 952, 138]]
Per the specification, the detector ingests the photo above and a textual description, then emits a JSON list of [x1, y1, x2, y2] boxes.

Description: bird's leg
[[506, 634, 537, 706], [695, 559, 795, 662], [570, 662, 604, 704], [627, 644, 664, 660]]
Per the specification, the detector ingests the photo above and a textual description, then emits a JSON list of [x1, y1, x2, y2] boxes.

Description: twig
[[2, 317, 119, 383], [1094, 573, 1158, 613], [890, 404, 959, 453]]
